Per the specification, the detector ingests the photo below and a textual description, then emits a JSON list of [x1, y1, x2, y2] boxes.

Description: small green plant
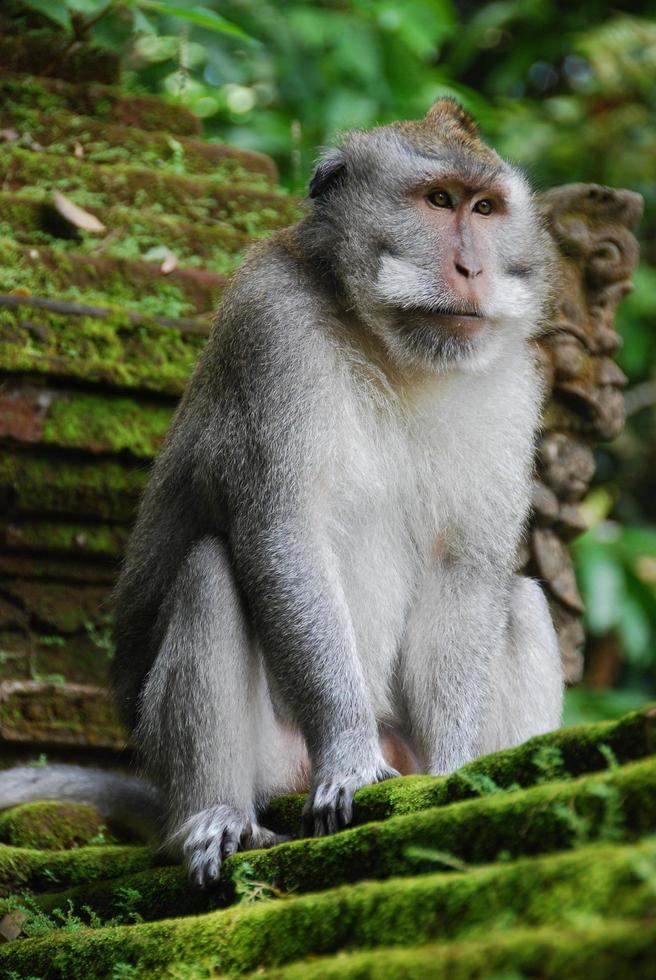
[[532, 744, 567, 783], [551, 801, 591, 845], [114, 886, 145, 924], [458, 770, 518, 797], [599, 743, 620, 771], [111, 964, 138, 980], [588, 781, 625, 842], [232, 861, 285, 903]]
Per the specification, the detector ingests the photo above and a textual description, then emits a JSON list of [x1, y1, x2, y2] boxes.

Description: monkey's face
[[307, 100, 554, 373]]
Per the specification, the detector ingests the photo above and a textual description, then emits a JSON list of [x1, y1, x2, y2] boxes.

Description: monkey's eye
[[473, 199, 493, 215], [426, 189, 452, 209]]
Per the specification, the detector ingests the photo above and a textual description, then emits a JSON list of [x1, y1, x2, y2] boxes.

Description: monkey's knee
[[480, 577, 564, 754]]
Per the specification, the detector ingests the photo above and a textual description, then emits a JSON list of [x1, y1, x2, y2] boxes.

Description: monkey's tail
[[0, 765, 162, 843]]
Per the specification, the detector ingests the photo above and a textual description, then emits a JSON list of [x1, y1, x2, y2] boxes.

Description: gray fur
[[1, 103, 564, 885], [0, 765, 160, 841]]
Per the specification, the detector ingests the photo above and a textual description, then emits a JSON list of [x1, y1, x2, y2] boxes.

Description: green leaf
[[136, 2, 256, 43], [21, 0, 72, 30], [66, 0, 111, 14], [576, 540, 625, 635]]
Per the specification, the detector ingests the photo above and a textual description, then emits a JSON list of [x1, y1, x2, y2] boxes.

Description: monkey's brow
[[417, 172, 507, 196], [400, 146, 505, 190]]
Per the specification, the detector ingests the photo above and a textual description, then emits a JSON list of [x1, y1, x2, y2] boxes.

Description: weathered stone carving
[[526, 184, 643, 681]]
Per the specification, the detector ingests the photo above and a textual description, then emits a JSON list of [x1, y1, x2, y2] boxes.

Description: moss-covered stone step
[[0, 73, 202, 136], [0, 146, 300, 234], [0, 553, 116, 586], [0, 108, 276, 185], [0, 679, 124, 751], [0, 382, 172, 459], [0, 627, 111, 687], [0, 800, 107, 850], [0, 192, 250, 274], [22, 754, 656, 927], [252, 921, 656, 980], [1, 579, 108, 636], [2, 838, 655, 979], [2, 519, 128, 561], [0, 239, 226, 319], [0, 839, 156, 896], [0, 301, 206, 396], [0, 578, 113, 683], [0, 35, 119, 85], [265, 703, 656, 834], [0, 450, 146, 523]]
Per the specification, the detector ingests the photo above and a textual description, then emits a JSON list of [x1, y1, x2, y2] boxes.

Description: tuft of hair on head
[[424, 97, 481, 144]]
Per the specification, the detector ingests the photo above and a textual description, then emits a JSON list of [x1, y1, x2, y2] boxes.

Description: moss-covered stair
[[0, 4, 300, 735], [0, 705, 654, 977]]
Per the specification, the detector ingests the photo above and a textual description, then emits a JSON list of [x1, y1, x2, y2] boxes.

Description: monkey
[[0, 99, 564, 886]]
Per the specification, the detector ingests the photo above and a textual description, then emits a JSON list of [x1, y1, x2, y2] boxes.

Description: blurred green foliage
[[18, 0, 656, 718]]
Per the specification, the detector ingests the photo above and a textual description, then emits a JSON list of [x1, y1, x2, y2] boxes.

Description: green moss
[[3, 519, 128, 560], [0, 843, 157, 897], [0, 628, 111, 686], [1, 146, 299, 233], [0, 192, 250, 275], [0, 677, 125, 746], [0, 802, 106, 850], [3, 579, 109, 635], [0, 450, 147, 522], [250, 920, 656, 980], [24, 756, 656, 927], [0, 305, 206, 396], [264, 704, 656, 835], [0, 108, 275, 186], [2, 838, 655, 978], [0, 75, 200, 135], [0, 238, 222, 319], [37, 391, 173, 458], [0, 553, 115, 585]]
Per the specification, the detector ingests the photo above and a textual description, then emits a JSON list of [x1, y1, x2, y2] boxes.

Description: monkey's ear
[[309, 149, 347, 200], [425, 98, 480, 139]]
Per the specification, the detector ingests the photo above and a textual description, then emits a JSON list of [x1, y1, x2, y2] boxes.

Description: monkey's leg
[[135, 536, 294, 886], [477, 576, 564, 754], [400, 561, 508, 775]]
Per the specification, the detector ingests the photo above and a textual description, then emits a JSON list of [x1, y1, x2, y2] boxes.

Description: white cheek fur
[[375, 255, 443, 309]]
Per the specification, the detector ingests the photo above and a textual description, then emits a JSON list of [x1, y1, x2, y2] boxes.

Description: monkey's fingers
[[302, 765, 401, 838]]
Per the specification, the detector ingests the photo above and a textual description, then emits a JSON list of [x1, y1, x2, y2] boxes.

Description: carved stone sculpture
[[528, 184, 643, 680]]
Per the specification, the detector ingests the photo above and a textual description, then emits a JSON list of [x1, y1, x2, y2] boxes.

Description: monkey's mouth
[[402, 305, 487, 337]]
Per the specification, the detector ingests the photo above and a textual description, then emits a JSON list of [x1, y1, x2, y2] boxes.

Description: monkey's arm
[[402, 558, 509, 774], [229, 495, 396, 832], [202, 258, 397, 834]]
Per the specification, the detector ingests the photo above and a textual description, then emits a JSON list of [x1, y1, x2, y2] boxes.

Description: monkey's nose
[[454, 259, 483, 279]]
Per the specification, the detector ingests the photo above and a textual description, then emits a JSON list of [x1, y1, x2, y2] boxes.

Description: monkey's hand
[[302, 755, 399, 837], [168, 805, 289, 888]]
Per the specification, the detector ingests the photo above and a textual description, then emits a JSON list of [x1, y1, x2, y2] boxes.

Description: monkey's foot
[[167, 805, 288, 887], [302, 762, 399, 837]]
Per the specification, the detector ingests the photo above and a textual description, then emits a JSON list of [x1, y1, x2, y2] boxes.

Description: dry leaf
[[161, 253, 178, 274], [0, 911, 27, 942], [52, 190, 106, 234], [73, 141, 84, 159]]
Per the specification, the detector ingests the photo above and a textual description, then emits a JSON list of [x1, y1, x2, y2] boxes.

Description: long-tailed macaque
[[0, 100, 563, 885]]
